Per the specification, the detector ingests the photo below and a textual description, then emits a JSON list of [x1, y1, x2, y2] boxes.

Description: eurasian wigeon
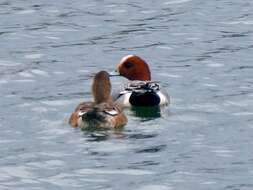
[[113, 55, 170, 107], [69, 71, 127, 129]]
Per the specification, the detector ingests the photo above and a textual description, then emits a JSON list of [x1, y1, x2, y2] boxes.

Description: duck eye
[[124, 61, 133, 69]]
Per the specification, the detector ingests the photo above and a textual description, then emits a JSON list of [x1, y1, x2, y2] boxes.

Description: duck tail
[[82, 108, 106, 128]]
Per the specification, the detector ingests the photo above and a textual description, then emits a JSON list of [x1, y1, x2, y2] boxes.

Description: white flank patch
[[116, 92, 132, 107], [157, 91, 169, 105]]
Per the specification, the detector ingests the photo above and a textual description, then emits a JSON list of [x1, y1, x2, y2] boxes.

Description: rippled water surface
[[1, 0, 253, 189]]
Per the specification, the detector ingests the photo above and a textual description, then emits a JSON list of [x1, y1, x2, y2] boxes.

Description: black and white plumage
[[113, 81, 170, 107]]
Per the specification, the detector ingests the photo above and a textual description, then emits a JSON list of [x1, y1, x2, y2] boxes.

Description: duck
[[113, 55, 170, 107], [69, 71, 127, 129]]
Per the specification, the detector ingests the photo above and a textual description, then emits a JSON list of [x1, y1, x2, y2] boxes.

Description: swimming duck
[[69, 71, 127, 129], [113, 55, 170, 107]]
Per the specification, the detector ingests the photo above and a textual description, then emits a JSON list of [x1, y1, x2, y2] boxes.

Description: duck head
[[116, 55, 151, 81]]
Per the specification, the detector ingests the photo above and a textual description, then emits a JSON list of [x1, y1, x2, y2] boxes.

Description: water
[[1, 0, 253, 189]]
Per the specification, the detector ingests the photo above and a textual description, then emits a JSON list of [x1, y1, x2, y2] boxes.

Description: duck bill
[[109, 71, 120, 77]]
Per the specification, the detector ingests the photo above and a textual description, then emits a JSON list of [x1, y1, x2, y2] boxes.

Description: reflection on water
[[1, 0, 253, 189], [130, 106, 161, 119]]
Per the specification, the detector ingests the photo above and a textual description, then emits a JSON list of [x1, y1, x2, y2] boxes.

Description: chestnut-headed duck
[[69, 71, 127, 129], [113, 55, 170, 107]]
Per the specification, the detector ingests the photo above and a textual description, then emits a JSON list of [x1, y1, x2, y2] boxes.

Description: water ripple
[[1, 0, 253, 190], [135, 145, 167, 153]]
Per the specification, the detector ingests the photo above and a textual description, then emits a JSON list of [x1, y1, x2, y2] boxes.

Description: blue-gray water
[[1, 0, 253, 189]]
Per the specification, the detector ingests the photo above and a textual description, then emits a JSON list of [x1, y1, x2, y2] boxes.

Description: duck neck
[[92, 80, 112, 104]]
